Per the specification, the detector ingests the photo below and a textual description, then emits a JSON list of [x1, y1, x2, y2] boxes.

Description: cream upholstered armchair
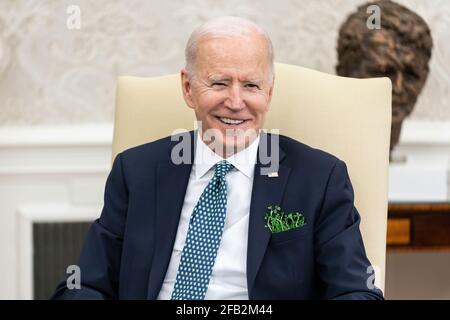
[[112, 62, 392, 293]]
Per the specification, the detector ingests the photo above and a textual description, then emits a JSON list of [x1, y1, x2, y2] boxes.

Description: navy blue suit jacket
[[52, 131, 383, 300]]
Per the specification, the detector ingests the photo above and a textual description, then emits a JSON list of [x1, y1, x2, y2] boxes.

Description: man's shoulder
[[274, 133, 348, 187], [117, 131, 191, 164], [276, 133, 342, 169]]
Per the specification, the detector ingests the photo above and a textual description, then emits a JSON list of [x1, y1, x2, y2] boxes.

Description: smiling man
[[52, 16, 384, 300], [181, 22, 274, 157]]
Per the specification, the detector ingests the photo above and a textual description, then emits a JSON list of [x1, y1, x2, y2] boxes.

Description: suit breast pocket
[[269, 227, 309, 245]]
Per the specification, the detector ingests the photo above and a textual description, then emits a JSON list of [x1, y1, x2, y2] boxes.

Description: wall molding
[[399, 119, 450, 147], [0, 124, 112, 299], [394, 119, 450, 165], [0, 124, 113, 176], [0, 124, 113, 148]]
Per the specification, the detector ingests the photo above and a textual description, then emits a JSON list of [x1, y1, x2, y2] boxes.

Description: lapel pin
[[268, 172, 278, 178]]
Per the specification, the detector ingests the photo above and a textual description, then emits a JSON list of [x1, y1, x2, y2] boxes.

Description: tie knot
[[214, 160, 233, 178]]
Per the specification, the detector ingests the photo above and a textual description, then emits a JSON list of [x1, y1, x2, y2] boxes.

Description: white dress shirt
[[157, 132, 260, 300]]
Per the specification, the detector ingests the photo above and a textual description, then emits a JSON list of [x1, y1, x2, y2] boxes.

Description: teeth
[[219, 117, 244, 125]]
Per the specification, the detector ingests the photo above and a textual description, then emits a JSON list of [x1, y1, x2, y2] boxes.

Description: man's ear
[[267, 78, 275, 107], [181, 69, 195, 109]]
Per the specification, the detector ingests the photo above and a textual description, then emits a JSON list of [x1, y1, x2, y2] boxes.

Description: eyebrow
[[207, 75, 263, 85], [207, 75, 231, 82], [244, 79, 263, 86]]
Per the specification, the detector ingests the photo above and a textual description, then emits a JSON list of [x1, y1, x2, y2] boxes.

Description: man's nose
[[225, 85, 245, 110]]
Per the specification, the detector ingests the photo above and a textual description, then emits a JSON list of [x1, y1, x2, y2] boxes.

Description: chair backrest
[[112, 62, 391, 292]]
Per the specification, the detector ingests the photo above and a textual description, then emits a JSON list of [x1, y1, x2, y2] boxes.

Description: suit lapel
[[247, 132, 291, 297], [147, 131, 195, 299], [146, 131, 290, 299]]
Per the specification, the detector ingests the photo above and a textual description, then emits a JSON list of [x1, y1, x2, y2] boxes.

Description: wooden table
[[387, 202, 450, 251]]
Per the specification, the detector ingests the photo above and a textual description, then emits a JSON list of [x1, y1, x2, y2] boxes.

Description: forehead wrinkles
[[197, 39, 268, 80], [198, 35, 267, 63], [201, 47, 260, 68]]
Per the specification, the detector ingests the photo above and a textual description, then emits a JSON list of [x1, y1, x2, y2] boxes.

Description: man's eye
[[245, 83, 260, 89], [212, 82, 226, 87]]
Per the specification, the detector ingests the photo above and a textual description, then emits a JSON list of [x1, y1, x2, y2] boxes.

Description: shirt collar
[[193, 131, 260, 180]]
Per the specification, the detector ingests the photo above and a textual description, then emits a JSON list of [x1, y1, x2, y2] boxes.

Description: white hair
[[185, 16, 275, 84]]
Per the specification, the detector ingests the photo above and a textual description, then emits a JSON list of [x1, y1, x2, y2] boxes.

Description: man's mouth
[[216, 116, 247, 125]]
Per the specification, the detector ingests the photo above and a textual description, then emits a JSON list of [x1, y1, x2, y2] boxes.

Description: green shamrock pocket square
[[264, 205, 306, 234]]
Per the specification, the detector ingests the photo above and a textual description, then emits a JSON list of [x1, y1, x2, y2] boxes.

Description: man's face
[[181, 34, 274, 156]]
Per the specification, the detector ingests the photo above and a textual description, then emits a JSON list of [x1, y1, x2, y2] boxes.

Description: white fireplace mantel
[[0, 124, 113, 299]]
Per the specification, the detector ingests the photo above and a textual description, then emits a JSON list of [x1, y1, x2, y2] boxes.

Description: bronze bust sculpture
[[336, 0, 433, 155]]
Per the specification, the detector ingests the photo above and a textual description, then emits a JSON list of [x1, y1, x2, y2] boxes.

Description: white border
[[16, 203, 101, 300]]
